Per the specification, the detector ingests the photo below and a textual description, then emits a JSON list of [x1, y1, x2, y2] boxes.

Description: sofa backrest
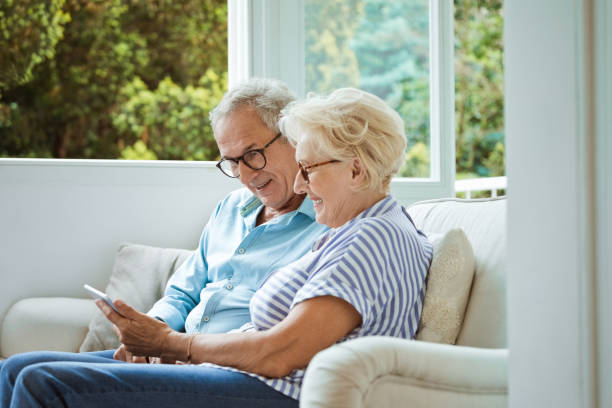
[[408, 197, 506, 349]]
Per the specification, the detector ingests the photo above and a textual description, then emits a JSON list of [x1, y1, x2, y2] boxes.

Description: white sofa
[[301, 197, 508, 407], [0, 161, 507, 407]]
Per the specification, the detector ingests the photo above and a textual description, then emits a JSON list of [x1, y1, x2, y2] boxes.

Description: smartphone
[[83, 284, 124, 316]]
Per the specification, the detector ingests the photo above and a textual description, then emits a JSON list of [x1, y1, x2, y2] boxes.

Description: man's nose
[[238, 160, 258, 184]]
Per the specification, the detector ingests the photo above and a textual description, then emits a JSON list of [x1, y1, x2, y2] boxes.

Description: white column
[[506, 0, 598, 407], [595, 0, 612, 406]]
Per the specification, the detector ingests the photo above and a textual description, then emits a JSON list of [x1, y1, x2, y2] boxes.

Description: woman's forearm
[[165, 330, 296, 377], [163, 296, 361, 378]]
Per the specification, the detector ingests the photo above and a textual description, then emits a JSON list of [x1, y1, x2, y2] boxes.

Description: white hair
[[210, 78, 296, 135], [279, 88, 407, 193]]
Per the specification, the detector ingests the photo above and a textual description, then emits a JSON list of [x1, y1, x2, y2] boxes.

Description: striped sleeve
[[291, 219, 398, 330]]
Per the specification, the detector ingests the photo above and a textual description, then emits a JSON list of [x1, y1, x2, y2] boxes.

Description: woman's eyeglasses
[[216, 133, 282, 178], [297, 160, 340, 184]]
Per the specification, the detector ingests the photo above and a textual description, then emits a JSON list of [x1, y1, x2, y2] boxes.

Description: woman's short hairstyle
[[210, 78, 296, 136], [279, 88, 407, 193]]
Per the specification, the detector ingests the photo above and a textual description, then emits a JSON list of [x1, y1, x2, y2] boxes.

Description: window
[[304, 0, 431, 179], [229, 0, 455, 203]]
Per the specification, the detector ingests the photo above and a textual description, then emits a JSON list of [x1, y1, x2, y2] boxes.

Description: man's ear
[[349, 158, 366, 189]]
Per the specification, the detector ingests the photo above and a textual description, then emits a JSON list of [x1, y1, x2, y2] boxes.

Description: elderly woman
[[0, 88, 432, 408]]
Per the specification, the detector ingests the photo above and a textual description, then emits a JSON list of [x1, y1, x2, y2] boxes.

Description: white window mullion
[[229, 0, 304, 96], [228, 0, 253, 87]]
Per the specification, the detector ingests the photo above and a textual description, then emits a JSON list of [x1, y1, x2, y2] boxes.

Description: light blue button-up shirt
[[147, 188, 328, 334]]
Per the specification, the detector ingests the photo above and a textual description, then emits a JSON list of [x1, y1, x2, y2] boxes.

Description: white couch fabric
[[301, 337, 508, 408], [409, 197, 507, 348], [300, 197, 507, 407], [1, 298, 96, 357]]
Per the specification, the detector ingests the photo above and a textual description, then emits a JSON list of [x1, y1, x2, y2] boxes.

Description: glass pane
[[304, 0, 430, 178], [454, 0, 505, 198], [0, 0, 228, 160]]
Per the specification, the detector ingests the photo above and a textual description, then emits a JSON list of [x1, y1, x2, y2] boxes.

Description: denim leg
[[0, 350, 118, 408], [12, 362, 297, 408]]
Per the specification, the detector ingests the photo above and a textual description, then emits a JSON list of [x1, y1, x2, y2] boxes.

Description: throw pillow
[[79, 243, 192, 352], [416, 228, 475, 344]]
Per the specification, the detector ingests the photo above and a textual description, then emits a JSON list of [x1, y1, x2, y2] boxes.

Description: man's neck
[[256, 194, 306, 226]]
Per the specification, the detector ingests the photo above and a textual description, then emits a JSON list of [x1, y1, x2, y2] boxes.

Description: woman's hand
[[96, 299, 190, 362]]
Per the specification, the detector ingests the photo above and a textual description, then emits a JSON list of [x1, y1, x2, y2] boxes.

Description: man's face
[[215, 107, 301, 211]]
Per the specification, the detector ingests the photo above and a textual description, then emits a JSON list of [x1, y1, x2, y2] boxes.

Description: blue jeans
[[0, 350, 297, 408]]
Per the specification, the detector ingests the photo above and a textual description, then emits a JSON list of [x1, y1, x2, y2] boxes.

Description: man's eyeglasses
[[216, 133, 282, 178], [297, 160, 340, 184]]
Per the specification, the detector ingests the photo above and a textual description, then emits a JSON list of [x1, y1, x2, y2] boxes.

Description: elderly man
[[140, 78, 328, 343], [0, 78, 327, 408]]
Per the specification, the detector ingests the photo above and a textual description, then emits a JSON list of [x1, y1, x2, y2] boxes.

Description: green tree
[[399, 141, 429, 178], [112, 70, 227, 161], [351, 0, 429, 108], [454, 0, 504, 177], [304, 0, 431, 177], [304, 0, 363, 94], [0, 0, 227, 160], [0, 0, 69, 91]]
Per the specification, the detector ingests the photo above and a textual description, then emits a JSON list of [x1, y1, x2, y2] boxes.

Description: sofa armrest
[[0, 297, 97, 358], [301, 336, 508, 408]]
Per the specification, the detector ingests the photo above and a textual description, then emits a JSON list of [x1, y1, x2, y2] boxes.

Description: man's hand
[[96, 298, 187, 361], [113, 344, 177, 364]]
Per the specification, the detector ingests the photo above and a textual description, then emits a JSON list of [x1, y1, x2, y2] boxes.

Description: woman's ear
[[349, 158, 366, 189]]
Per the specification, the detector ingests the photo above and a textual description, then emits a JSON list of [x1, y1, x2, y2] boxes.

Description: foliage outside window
[[0, 0, 228, 161], [305, 0, 431, 178], [304, 0, 504, 179], [455, 0, 504, 179]]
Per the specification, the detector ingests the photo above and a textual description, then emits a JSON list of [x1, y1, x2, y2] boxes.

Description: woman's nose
[[293, 170, 307, 194]]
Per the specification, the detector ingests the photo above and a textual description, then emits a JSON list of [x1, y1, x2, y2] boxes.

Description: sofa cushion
[[416, 229, 475, 344], [79, 243, 192, 352], [408, 197, 506, 348]]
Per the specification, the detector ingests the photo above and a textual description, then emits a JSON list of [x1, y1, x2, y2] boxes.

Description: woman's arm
[[97, 295, 361, 377]]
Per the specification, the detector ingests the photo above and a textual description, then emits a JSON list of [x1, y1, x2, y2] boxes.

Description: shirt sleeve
[[291, 223, 391, 330], [146, 201, 221, 331]]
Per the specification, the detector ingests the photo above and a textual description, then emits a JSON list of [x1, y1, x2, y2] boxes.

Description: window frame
[[228, 0, 455, 204]]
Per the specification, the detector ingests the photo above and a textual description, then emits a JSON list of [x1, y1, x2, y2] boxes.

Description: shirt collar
[[238, 193, 316, 221]]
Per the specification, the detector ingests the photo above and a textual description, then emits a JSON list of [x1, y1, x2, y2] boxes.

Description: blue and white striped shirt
[[213, 195, 432, 400]]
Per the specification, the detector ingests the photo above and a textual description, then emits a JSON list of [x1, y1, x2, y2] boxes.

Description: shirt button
[[237, 248, 245, 254], [203, 316, 210, 322], [225, 283, 233, 290]]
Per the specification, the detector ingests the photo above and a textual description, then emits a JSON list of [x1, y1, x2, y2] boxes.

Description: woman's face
[[293, 142, 357, 228]]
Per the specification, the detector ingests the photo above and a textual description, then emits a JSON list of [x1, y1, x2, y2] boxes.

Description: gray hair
[[279, 88, 407, 194], [210, 78, 296, 135]]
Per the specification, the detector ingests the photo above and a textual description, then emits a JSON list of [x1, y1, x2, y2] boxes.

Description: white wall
[[506, 0, 608, 406], [0, 159, 240, 343]]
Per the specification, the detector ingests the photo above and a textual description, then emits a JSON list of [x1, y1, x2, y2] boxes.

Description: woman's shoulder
[[353, 204, 416, 238]]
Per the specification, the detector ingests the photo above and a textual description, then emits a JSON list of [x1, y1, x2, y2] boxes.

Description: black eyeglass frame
[[216, 132, 282, 178], [297, 159, 340, 184]]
